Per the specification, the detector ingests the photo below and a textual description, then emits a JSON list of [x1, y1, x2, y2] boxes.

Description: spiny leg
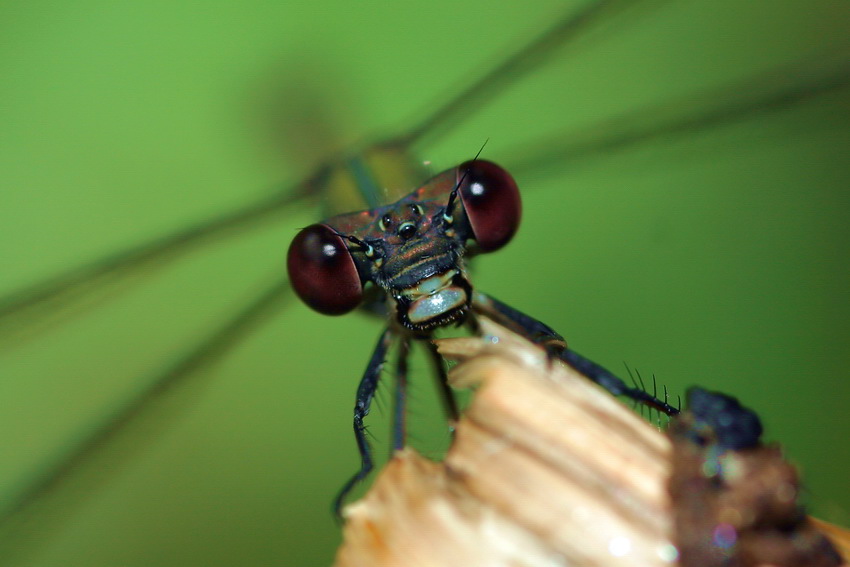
[[559, 343, 678, 415], [391, 337, 411, 452], [423, 339, 460, 425], [333, 328, 395, 519], [473, 292, 679, 416]]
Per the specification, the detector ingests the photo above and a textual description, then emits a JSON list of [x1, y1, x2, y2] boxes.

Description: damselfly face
[[288, 160, 520, 331], [2, 2, 849, 566]]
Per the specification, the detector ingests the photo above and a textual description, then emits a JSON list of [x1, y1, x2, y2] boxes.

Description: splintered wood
[[334, 318, 676, 567], [332, 318, 849, 566]]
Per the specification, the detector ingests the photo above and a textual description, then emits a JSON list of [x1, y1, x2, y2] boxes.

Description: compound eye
[[287, 224, 363, 315], [457, 160, 521, 252]]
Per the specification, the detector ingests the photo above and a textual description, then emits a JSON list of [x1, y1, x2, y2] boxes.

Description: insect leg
[[473, 292, 679, 416], [391, 336, 411, 452], [423, 339, 460, 425], [333, 327, 395, 518]]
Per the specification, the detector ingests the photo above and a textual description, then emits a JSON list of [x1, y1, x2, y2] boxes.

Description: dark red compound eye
[[287, 224, 363, 315], [457, 160, 521, 252]]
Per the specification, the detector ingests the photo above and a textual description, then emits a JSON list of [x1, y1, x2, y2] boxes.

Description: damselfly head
[[286, 160, 521, 332]]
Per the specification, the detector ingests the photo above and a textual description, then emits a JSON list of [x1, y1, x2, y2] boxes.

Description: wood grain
[[333, 317, 847, 566]]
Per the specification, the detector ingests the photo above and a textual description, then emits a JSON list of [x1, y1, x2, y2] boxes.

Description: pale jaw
[[400, 269, 468, 325]]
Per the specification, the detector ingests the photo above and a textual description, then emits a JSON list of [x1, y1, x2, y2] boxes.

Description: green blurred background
[[1, 1, 848, 565]]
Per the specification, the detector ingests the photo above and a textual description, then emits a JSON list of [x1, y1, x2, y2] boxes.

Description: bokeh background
[[1, 1, 849, 565]]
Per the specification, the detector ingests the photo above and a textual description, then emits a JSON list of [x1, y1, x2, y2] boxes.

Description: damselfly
[[2, 1, 849, 565], [287, 154, 679, 515]]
